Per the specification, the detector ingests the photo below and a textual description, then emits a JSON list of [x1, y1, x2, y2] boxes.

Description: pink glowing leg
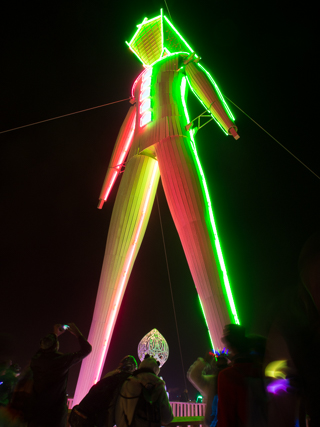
[[155, 135, 231, 350], [73, 154, 160, 404]]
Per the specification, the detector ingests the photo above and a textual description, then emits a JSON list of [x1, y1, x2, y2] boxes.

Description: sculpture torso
[[128, 53, 188, 161]]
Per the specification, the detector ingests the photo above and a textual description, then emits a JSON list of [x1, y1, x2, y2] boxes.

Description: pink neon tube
[[93, 161, 159, 382]]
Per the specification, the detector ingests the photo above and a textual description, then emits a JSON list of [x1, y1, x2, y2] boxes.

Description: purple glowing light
[[267, 378, 289, 394]]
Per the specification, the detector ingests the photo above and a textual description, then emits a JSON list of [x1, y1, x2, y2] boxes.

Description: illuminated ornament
[[73, 9, 240, 405], [137, 328, 169, 368]]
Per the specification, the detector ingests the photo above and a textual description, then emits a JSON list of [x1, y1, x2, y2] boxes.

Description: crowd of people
[[187, 231, 320, 427], [0, 325, 173, 427], [0, 323, 92, 426], [0, 231, 319, 426]]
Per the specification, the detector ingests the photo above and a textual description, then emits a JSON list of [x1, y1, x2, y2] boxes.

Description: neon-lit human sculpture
[[74, 11, 240, 404], [137, 328, 169, 368]]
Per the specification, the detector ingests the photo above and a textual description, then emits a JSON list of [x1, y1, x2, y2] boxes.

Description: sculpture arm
[[184, 61, 239, 139], [98, 106, 136, 208]]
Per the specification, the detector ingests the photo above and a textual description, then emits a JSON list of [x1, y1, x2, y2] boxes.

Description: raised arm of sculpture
[[98, 106, 136, 208], [183, 59, 240, 140]]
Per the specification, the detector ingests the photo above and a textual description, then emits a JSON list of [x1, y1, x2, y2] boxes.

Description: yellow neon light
[[265, 360, 288, 379], [95, 161, 159, 382]]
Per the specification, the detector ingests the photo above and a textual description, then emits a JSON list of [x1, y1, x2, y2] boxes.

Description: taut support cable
[[224, 95, 320, 180], [0, 97, 131, 135], [156, 193, 188, 391]]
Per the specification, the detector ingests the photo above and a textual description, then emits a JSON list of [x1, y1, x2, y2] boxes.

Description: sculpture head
[[126, 10, 195, 67]]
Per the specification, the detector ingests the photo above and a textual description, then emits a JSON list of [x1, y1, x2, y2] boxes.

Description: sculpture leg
[[155, 136, 232, 350], [73, 154, 160, 404]]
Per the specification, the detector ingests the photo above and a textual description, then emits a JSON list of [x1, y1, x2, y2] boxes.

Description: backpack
[[69, 371, 131, 427], [128, 384, 161, 427], [68, 406, 95, 427]]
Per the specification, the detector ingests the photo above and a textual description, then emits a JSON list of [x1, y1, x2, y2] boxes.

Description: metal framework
[[137, 328, 169, 368], [185, 109, 214, 134]]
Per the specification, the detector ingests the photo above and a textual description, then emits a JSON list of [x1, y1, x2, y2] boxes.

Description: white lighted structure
[[137, 328, 169, 368], [73, 11, 240, 405]]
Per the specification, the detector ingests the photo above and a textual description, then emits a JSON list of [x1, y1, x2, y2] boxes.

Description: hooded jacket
[[115, 367, 173, 427]]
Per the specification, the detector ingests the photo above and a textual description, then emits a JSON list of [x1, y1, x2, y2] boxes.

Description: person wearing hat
[[69, 355, 138, 426], [115, 354, 173, 427], [216, 324, 267, 427], [28, 323, 91, 427], [102, 355, 138, 379]]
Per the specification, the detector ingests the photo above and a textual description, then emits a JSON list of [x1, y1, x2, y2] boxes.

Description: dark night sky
[[1, 0, 319, 400]]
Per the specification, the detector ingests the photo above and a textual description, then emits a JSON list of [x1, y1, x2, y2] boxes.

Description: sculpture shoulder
[[152, 53, 189, 74]]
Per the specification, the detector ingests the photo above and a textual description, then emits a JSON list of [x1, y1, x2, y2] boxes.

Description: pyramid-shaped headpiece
[[127, 11, 194, 67]]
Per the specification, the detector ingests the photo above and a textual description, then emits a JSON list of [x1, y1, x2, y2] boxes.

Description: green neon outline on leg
[[198, 295, 215, 351], [180, 76, 240, 326]]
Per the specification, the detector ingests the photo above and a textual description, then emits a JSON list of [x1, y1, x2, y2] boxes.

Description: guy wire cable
[[0, 97, 132, 135], [2, 88, 318, 182], [224, 95, 320, 181], [156, 192, 188, 391], [163, 0, 173, 22]]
